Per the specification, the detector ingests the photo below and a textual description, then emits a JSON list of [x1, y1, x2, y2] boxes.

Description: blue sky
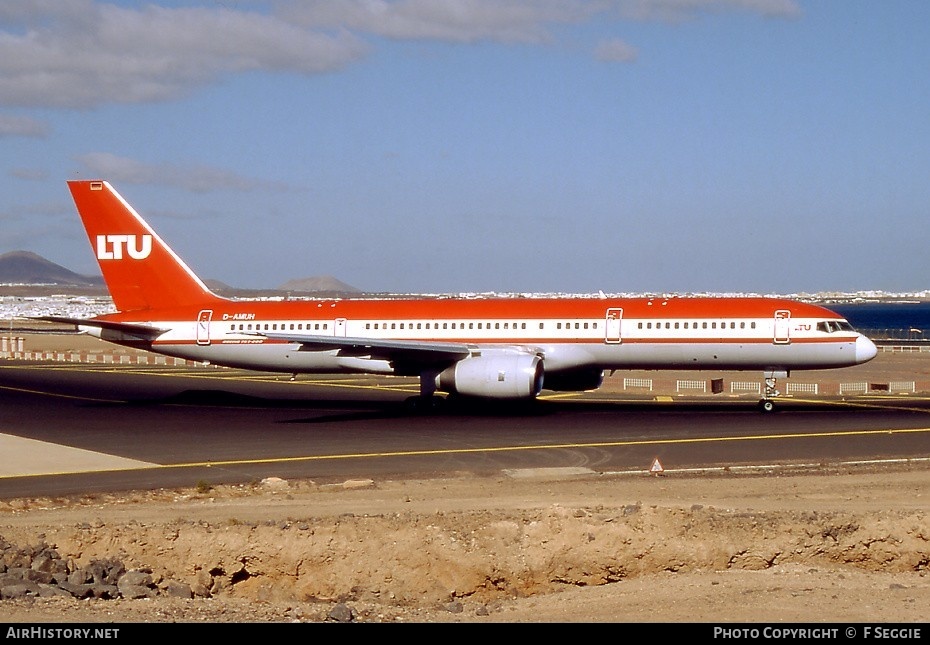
[[1, 0, 928, 295]]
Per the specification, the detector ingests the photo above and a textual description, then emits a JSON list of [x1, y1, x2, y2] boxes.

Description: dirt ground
[[1, 464, 929, 623]]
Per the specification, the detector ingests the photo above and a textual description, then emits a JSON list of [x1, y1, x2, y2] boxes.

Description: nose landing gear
[[758, 370, 787, 413]]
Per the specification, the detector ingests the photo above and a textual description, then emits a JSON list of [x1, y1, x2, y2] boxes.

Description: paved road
[[1, 362, 929, 499]]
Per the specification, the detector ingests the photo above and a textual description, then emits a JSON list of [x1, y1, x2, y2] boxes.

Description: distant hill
[[277, 276, 361, 294], [204, 278, 234, 293], [0, 251, 104, 287], [0, 250, 362, 297]]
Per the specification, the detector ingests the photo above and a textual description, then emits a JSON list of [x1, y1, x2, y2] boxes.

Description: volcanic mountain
[[0, 251, 103, 287]]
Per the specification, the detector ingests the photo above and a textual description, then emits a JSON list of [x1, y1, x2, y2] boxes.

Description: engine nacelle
[[543, 368, 604, 392], [437, 352, 544, 399]]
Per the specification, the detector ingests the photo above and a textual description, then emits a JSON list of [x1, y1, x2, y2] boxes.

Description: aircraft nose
[[856, 334, 878, 363]]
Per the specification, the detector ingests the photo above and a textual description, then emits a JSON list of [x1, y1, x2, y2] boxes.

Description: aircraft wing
[[35, 316, 168, 341], [252, 331, 472, 366]]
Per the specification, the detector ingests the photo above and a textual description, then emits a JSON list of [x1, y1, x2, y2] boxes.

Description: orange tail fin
[[68, 180, 224, 313]]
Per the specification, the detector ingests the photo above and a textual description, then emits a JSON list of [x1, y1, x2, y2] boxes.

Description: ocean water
[[830, 302, 930, 338]]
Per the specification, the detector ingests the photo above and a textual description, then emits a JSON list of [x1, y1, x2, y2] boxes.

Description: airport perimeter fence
[[864, 328, 930, 352], [1, 336, 208, 367], [862, 328, 928, 341]]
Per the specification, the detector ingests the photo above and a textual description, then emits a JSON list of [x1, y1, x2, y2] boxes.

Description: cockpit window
[[817, 320, 856, 333]]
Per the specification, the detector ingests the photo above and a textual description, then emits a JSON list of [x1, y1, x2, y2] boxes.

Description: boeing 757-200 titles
[[43, 180, 878, 411]]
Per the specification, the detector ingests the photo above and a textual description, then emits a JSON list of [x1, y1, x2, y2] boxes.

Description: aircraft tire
[[404, 395, 444, 414]]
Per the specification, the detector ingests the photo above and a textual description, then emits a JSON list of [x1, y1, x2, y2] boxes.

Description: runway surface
[[1, 361, 929, 499]]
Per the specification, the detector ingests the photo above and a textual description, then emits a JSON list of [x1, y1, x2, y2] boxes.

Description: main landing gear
[[405, 369, 443, 413]]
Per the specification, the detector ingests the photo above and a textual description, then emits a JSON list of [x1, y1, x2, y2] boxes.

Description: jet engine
[[437, 352, 544, 399]]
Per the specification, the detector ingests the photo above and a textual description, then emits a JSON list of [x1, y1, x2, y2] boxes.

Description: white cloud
[[0, 113, 49, 137], [596, 38, 638, 63], [75, 152, 285, 193], [0, 0, 803, 110], [276, 0, 596, 43], [0, 2, 368, 108], [277, 0, 800, 41], [610, 0, 801, 23], [10, 168, 49, 181]]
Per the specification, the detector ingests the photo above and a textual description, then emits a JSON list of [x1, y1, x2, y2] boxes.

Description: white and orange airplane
[[44, 180, 877, 411]]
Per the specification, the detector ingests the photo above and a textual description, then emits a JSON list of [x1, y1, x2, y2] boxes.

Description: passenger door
[[605, 308, 622, 344], [196, 309, 213, 346], [774, 310, 791, 344]]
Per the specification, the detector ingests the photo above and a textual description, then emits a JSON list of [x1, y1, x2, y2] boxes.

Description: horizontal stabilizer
[[35, 316, 168, 341]]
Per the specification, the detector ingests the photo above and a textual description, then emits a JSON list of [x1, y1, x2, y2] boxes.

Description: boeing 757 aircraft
[[43, 180, 877, 411]]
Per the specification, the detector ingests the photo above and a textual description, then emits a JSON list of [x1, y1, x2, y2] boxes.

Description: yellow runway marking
[[1, 363, 419, 394], [153, 425, 930, 471], [788, 397, 930, 414], [538, 392, 584, 401], [4, 424, 928, 480], [0, 383, 113, 403]]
